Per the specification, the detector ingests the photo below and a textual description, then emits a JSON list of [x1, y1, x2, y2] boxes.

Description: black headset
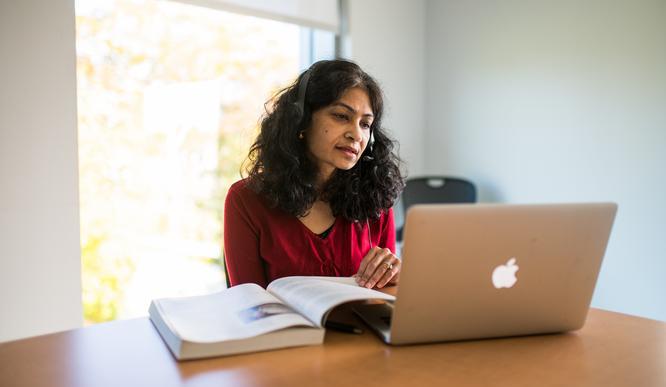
[[294, 66, 374, 159], [293, 68, 312, 119]]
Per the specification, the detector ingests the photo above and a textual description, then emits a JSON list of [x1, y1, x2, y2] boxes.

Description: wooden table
[[1, 308, 664, 387]]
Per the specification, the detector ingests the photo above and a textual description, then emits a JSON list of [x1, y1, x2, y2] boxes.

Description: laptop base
[[352, 303, 394, 344]]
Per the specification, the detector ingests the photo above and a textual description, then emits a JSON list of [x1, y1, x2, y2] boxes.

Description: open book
[[149, 276, 395, 360]]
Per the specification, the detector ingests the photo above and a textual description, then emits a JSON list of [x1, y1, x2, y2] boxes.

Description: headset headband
[[295, 69, 312, 113]]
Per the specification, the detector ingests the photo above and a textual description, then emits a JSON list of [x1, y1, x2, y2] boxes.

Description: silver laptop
[[353, 202, 617, 345]]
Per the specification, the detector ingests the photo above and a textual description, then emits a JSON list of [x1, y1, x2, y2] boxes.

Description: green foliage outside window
[[81, 234, 135, 323]]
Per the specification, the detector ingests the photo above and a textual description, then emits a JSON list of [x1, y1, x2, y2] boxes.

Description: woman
[[224, 59, 404, 289]]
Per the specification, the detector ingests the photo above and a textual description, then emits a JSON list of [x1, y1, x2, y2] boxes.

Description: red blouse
[[223, 179, 396, 288]]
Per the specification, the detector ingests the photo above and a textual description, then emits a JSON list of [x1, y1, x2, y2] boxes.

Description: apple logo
[[492, 258, 519, 289]]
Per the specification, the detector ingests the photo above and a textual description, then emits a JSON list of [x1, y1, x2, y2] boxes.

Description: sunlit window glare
[[75, 0, 303, 324]]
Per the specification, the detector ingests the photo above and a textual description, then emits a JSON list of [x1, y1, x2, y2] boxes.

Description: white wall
[[0, 1, 83, 341], [425, 0, 666, 321], [348, 0, 427, 176]]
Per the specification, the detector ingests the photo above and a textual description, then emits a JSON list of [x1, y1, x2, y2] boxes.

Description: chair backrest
[[396, 176, 477, 242]]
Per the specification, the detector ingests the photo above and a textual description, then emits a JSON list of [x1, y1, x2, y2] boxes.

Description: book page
[[153, 283, 316, 343], [267, 276, 395, 327]]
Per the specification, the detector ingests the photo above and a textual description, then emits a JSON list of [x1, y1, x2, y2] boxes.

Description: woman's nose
[[347, 122, 364, 141]]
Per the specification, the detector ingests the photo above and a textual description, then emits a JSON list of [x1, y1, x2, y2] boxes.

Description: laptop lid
[[375, 202, 617, 345]]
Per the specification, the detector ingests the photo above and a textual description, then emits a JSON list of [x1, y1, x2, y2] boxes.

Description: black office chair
[[396, 176, 477, 242]]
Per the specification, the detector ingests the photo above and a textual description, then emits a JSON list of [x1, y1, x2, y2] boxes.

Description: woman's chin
[[336, 161, 358, 171]]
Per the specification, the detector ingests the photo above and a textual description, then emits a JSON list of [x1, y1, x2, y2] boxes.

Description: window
[[75, 0, 335, 324]]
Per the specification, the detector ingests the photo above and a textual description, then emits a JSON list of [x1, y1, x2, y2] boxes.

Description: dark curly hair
[[243, 59, 404, 221]]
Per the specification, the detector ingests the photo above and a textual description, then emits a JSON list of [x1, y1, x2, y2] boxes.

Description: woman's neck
[[316, 167, 335, 191], [298, 198, 335, 234]]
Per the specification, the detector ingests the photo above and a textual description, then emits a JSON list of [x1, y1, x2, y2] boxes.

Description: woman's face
[[306, 87, 374, 183]]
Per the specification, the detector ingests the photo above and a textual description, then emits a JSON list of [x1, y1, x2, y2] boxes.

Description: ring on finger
[[383, 261, 393, 271]]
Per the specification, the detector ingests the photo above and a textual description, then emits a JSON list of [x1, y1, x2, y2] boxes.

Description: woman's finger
[[360, 248, 394, 288], [356, 246, 379, 282], [357, 248, 388, 286], [376, 258, 400, 288], [366, 251, 397, 288]]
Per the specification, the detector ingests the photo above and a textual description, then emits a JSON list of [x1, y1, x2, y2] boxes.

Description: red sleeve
[[378, 207, 397, 254], [223, 182, 269, 288]]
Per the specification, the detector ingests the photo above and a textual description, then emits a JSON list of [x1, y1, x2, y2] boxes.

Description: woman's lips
[[336, 146, 358, 158]]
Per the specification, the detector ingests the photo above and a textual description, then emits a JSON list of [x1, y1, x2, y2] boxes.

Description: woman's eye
[[361, 122, 371, 130], [333, 113, 348, 121]]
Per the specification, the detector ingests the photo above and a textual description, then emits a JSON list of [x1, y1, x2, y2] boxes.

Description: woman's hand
[[354, 246, 401, 289]]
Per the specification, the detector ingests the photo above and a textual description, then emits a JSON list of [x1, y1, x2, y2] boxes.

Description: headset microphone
[[363, 130, 375, 161]]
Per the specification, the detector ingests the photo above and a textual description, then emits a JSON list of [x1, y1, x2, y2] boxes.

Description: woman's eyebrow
[[331, 102, 374, 118]]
